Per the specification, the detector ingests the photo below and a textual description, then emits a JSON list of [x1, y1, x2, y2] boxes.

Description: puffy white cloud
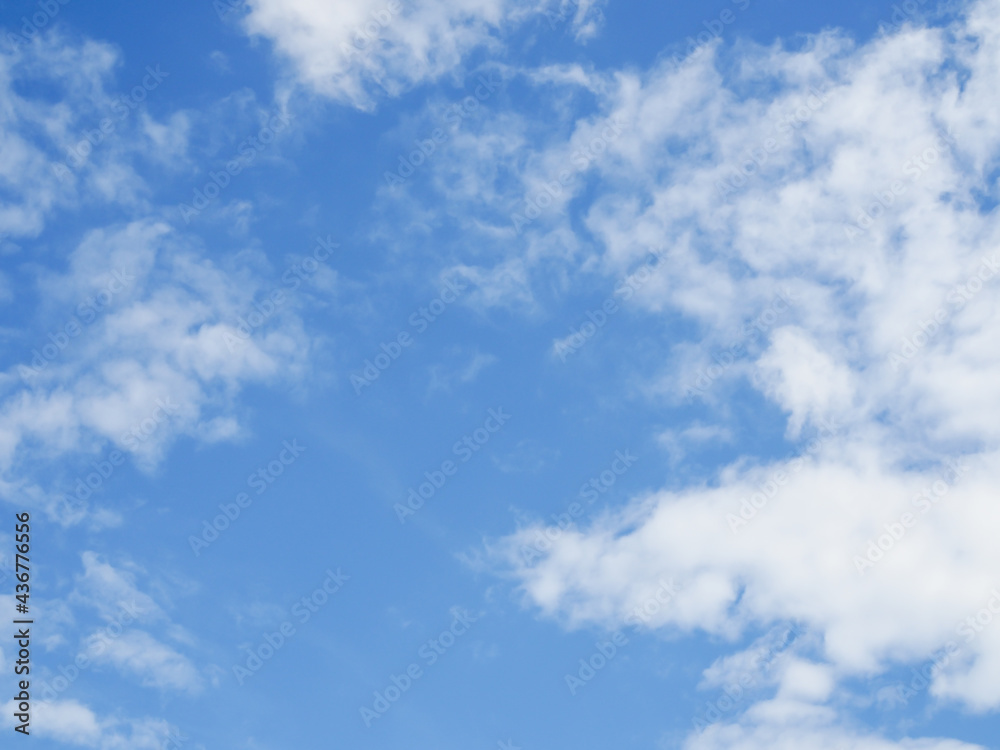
[[493, 438, 1000, 696], [757, 327, 858, 437]]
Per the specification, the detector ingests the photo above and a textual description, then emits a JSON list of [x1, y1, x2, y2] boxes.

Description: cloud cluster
[[1, 219, 310, 520], [0, 698, 184, 749], [0, 553, 194, 746], [461, 0, 1000, 745], [0, 34, 311, 525], [240, 0, 603, 108], [0, 32, 192, 241]]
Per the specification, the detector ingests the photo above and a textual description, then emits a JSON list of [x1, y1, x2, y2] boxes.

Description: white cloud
[[85, 629, 203, 693], [0, 699, 183, 749], [684, 711, 984, 750], [427, 349, 497, 393], [2, 699, 101, 745], [0, 219, 310, 521], [658, 422, 734, 464], [71, 551, 163, 623], [757, 327, 857, 438], [0, 33, 193, 239], [475, 0, 1000, 742], [698, 624, 798, 691], [492, 439, 1000, 696], [48, 552, 205, 695], [240, 0, 603, 109]]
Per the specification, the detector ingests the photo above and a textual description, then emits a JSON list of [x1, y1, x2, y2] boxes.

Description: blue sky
[[1, 0, 1000, 748]]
